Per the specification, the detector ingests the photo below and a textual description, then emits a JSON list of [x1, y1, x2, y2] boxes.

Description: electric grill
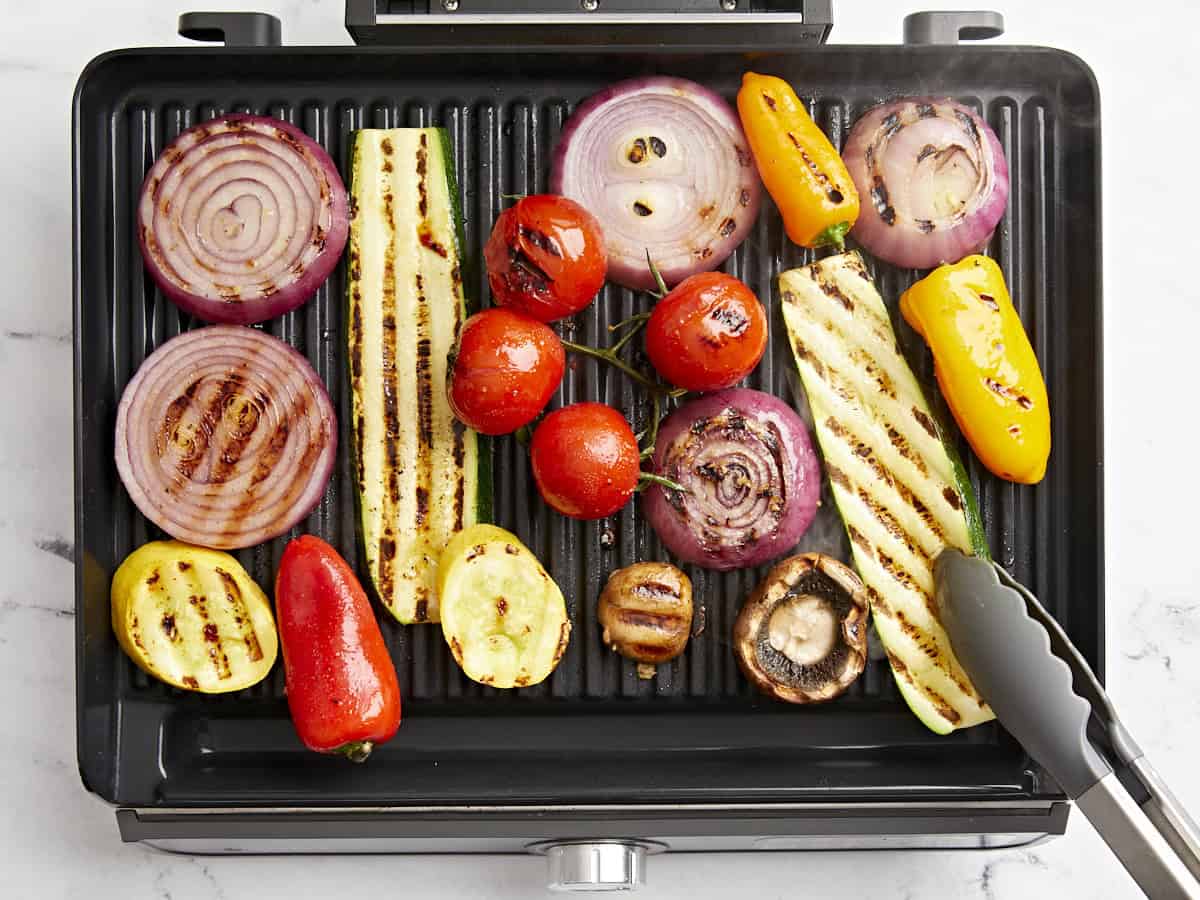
[[72, 3, 1103, 890]]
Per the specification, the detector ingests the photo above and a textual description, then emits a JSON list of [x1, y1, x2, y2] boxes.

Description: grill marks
[[350, 128, 478, 623], [411, 150, 437, 535], [171, 372, 247, 480], [780, 255, 988, 729], [377, 154, 402, 609], [155, 379, 201, 457], [984, 377, 1034, 410], [153, 356, 310, 493], [215, 567, 264, 663]]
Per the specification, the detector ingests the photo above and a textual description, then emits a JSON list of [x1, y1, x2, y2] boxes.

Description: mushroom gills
[[754, 573, 853, 692], [767, 593, 839, 667], [733, 553, 868, 704]]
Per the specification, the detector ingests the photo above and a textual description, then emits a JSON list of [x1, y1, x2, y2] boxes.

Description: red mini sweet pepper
[[275, 535, 401, 762]]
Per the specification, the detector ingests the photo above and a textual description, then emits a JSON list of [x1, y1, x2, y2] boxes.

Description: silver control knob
[[531, 840, 664, 892]]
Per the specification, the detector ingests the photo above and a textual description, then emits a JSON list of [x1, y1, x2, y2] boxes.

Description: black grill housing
[[74, 45, 1102, 808]]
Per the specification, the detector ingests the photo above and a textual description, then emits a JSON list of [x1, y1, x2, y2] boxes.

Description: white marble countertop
[[3, 0, 1199, 896]]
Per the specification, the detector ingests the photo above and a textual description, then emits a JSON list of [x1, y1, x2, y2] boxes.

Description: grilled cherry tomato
[[645, 272, 768, 392], [449, 308, 565, 435], [484, 194, 607, 322], [275, 536, 401, 762], [530, 403, 640, 519]]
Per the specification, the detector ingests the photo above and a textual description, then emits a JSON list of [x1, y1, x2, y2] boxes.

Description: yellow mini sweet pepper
[[900, 256, 1050, 485], [736, 72, 860, 249]]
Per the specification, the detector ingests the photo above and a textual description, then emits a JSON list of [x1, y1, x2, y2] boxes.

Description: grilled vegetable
[[734, 554, 868, 704], [901, 256, 1050, 484], [114, 325, 337, 550], [530, 403, 641, 520], [348, 127, 489, 624], [598, 562, 693, 677], [642, 389, 821, 571], [551, 76, 762, 291], [484, 195, 607, 322], [736, 72, 859, 249], [276, 536, 401, 762], [437, 525, 570, 688], [645, 272, 768, 392], [779, 252, 992, 733], [137, 114, 348, 325], [111, 541, 278, 693], [843, 98, 1009, 269]]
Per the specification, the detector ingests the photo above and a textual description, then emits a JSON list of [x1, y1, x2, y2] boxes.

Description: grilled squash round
[[437, 525, 570, 689], [111, 541, 278, 693]]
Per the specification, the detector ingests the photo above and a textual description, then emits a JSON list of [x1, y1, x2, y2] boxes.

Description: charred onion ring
[[550, 77, 762, 292], [843, 98, 1008, 269], [114, 325, 337, 550], [137, 114, 349, 324], [642, 388, 821, 571]]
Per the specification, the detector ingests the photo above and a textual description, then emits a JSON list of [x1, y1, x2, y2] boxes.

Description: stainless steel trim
[[125, 799, 1061, 817], [139, 832, 1054, 856], [375, 13, 804, 26], [528, 839, 668, 854]]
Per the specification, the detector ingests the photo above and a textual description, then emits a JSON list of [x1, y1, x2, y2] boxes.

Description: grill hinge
[[345, 0, 833, 48]]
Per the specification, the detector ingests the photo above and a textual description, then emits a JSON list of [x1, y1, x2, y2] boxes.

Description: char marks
[[349, 127, 479, 624], [779, 253, 990, 732], [377, 143, 401, 611]]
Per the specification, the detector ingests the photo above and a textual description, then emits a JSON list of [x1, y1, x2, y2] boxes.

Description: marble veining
[[3, 0, 1198, 897]]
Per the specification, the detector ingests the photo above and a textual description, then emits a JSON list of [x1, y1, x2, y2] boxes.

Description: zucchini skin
[[347, 127, 487, 624], [779, 252, 993, 734]]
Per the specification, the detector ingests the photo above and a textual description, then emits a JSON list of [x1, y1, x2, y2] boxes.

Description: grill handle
[[903, 10, 1004, 44], [178, 11, 283, 47], [345, 0, 833, 48]]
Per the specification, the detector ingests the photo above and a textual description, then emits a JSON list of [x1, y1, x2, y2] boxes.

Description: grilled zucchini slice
[[111, 541, 277, 693], [437, 525, 570, 689], [779, 252, 992, 734], [348, 128, 489, 624]]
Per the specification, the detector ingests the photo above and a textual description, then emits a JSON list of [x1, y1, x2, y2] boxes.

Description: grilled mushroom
[[734, 554, 868, 703], [598, 562, 693, 678]]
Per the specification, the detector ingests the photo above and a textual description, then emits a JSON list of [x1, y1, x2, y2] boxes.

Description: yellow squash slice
[[437, 525, 570, 689], [111, 541, 278, 693]]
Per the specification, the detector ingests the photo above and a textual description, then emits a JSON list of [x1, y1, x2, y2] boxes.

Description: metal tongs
[[936, 549, 1200, 899]]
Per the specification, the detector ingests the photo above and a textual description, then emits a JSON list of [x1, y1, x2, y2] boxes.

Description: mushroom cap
[[733, 553, 869, 704], [598, 561, 694, 664]]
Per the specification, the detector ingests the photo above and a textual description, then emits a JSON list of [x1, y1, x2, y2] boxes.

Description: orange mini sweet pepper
[[900, 256, 1050, 485], [736, 72, 859, 249]]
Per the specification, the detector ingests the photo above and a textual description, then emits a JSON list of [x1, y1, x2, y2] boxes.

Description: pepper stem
[[812, 221, 852, 251], [334, 741, 374, 764]]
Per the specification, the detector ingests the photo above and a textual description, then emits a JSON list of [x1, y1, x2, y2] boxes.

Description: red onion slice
[[137, 115, 349, 325], [551, 77, 762, 292], [843, 98, 1008, 269], [642, 389, 820, 571], [115, 325, 337, 550]]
